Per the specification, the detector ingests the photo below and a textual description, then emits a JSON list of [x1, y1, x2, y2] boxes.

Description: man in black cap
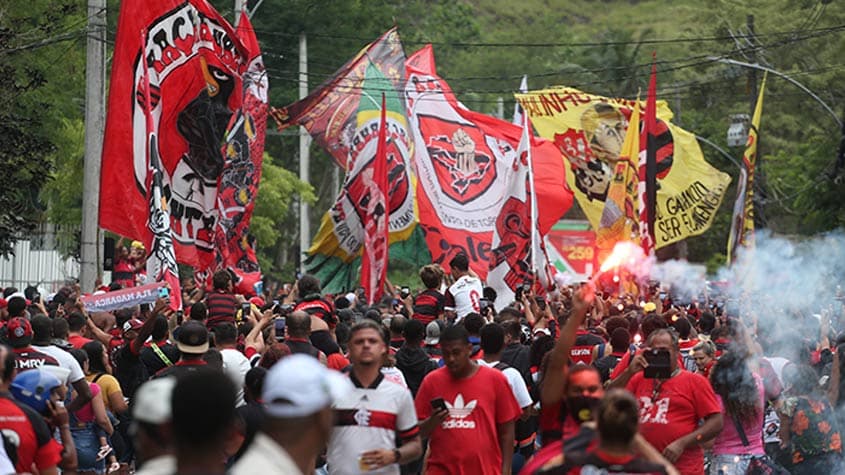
[[153, 321, 213, 379]]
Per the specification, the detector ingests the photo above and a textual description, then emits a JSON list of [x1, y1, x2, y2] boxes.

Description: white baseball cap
[[133, 377, 177, 424], [263, 354, 352, 418]]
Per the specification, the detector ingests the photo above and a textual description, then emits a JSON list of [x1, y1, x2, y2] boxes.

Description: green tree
[[0, 0, 86, 255], [251, 153, 316, 281]]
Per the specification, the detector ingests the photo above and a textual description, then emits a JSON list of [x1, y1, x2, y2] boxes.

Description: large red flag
[[202, 11, 267, 295], [405, 45, 573, 279], [638, 59, 658, 256], [101, 0, 251, 273], [361, 95, 390, 305]]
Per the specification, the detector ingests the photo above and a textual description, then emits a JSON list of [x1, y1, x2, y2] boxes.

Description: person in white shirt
[[327, 321, 422, 474], [29, 315, 89, 410], [478, 323, 532, 412], [213, 323, 250, 407], [232, 354, 353, 475], [444, 252, 483, 323]]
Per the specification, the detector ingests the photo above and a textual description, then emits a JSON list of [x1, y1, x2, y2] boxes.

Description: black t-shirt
[[152, 360, 214, 380], [113, 344, 149, 399], [139, 342, 180, 376]]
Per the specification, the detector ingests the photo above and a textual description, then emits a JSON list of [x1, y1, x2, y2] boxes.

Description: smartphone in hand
[[430, 397, 448, 413]]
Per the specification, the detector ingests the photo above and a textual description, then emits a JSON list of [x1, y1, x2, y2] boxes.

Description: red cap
[[7, 317, 32, 344], [122, 318, 144, 334], [249, 297, 265, 308]]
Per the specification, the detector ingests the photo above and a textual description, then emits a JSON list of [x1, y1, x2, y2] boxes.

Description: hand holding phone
[[430, 397, 448, 413]]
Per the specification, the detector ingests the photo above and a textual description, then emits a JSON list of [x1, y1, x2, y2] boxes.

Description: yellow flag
[[727, 73, 767, 263], [515, 87, 731, 248], [596, 97, 640, 254]]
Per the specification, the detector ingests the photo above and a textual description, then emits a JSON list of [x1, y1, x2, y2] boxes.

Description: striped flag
[[727, 73, 767, 264], [360, 94, 390, 304], [638, 59, 658, 256]]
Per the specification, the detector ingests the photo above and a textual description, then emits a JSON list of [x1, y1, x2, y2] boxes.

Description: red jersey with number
[[626, 370, 720, 475], [415, 365, 521, 475]]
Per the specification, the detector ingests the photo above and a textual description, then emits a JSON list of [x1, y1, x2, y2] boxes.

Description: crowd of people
[[0, 249, 842, 475]]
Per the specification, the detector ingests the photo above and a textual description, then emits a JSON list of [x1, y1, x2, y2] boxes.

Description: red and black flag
[[101, 0, 267, 295], [638, 58, 659, 256]]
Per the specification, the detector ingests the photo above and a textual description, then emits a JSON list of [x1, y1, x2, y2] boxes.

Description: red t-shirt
[[0, 395, 62, 473], [415, 365, 522, 475], [609, 349, 685, 381], [626, 370, 721, 475], [68, 334, 93, 349]]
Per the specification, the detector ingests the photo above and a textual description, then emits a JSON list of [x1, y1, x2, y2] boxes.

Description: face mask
[[567, 395, 601, 423]]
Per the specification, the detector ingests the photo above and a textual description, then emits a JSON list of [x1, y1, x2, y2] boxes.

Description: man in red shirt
[[66, 312, 93, 349], [0, 344, 63, 474], [204, 271, 237, 329], [415, 325, 521, 475], [621, 329, 723, 475]]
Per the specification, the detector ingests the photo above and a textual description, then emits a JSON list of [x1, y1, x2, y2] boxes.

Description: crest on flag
[[407, 45, 572, 279], [302, 58, 416, 292]]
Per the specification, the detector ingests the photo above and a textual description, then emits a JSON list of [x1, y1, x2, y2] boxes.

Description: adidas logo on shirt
[[441, 394, 477, 429]]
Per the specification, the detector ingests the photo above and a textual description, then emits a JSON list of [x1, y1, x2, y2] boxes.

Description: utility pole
[[234, 0, 243, 26], [747, 14, 766, 229], [298, 33, 311, 270], [747, 15, 758, 115], [80, 0, 106, 291]]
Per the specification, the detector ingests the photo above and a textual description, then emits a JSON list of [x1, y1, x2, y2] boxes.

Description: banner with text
[[82, 282, 166, 313], [516, 88, 731, 248]]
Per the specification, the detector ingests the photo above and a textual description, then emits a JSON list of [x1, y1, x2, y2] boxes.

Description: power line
[[248, 22, 845, 48], [259, 22, 845, 88]]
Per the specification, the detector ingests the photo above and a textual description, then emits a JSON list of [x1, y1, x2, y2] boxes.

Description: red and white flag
[[360, 94, 391, 305], [488, 116, 540, 309], [140, 41, 181, 310], [405, 45, 573, 279]]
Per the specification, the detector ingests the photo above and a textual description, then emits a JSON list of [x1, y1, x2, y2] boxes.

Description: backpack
[[492, 362, 537, 451], [593, 354, 622, 383]]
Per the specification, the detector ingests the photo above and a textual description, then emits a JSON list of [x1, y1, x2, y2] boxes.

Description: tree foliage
[[5, 0, 845, 277], [0, 0, 85, 255]]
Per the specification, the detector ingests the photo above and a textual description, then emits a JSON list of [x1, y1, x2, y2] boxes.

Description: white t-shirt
[[380, 366, 408, 389], [328, 374, 418, 475], [478, 360, 532, 409], [220, 348, 250, 407], [447, 275, 483, 321], [32, 344, 84, 383]]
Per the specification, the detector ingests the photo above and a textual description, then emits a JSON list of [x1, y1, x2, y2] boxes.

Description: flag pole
[[525, 115, 538, 275]]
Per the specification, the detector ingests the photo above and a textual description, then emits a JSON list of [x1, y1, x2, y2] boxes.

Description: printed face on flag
[[517, 87, 731, 248], [551, 103, 674, 203], [128, 3, 247, 258]]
